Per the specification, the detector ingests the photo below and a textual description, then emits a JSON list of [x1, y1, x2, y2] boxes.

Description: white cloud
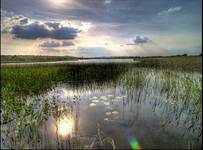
[[104, 0, 112, 5], [158, 6, 182, 16], [39, 41, 75, 48], [168, 6, 182, 13], [133, 36, 149, 44]]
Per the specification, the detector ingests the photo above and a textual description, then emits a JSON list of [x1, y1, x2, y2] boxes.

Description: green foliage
[[1, 66, 62, 95], [1, 55, 77, 63], [59, 64, 130, 82], [135, 56, 202, 73]]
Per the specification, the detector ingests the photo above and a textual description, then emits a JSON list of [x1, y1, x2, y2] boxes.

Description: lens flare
[[128, 133, 141, 150]]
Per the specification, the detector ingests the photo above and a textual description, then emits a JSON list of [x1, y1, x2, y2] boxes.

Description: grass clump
[[1, 66, 62, 95], [135, 56, 202, 73]]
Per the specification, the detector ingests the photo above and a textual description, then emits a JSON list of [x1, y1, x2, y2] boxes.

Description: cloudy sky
[[1, 0, 202, 57]]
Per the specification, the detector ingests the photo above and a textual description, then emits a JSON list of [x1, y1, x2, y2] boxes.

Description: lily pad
[[89, 103, 96, 107]]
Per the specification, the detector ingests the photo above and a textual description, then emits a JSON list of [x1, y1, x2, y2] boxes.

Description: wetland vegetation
[[1, 56, 202, 149], [1, 55, 77, 63]]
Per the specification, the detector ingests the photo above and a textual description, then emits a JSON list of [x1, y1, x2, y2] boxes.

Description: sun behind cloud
[[1, 0, 202, 56]]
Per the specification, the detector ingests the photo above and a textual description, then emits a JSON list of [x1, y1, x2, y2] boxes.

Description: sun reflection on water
[[63, 89, 75, 97], [63, 89, 92, 98], [57, 116, 74, 137]]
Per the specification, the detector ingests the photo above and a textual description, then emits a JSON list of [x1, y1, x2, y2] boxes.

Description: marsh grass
[[121, 67, 202, 142], [1, 57, 202, 149], [1, 63, 132, 149], [135, 56, 202, 73], [1, 66, 62, 95]]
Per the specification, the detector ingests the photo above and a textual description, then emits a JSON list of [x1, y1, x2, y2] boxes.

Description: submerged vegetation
[[1, 56, 202, 149], [121, 68, 202, 140]]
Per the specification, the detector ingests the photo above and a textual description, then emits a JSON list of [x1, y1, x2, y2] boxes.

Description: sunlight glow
[[63, 89, 77, 97], [63, 89, 92, 98], [57, 116, 74, 137], [50, 0, 70, 6]]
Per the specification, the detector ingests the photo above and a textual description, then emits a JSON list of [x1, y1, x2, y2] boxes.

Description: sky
[[1, 0, 202, 57]]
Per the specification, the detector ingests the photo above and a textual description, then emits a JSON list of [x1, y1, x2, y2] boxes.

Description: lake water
[[1, 63, 202, 149], [41, 83, 188, 149]]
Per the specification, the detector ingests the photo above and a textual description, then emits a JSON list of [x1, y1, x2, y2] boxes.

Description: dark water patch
[[57, 63, 133, 83]]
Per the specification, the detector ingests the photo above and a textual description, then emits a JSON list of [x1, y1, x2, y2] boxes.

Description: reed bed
[[1, 57, 202, 149]]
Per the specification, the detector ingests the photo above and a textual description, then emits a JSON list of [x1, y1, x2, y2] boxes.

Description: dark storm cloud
[[19, 17, 28, 24], [42, 49, 60, 53], [62, 41, 75, 46], [45, 22, 61, 29], [1, 12, 30, 33], [11, 21, 80, 40], [41, 48, 75, 54], [126, 36, 151, 45], [1, 12, 80, 39], [9, 16, 29, 25], [133, 36, 149, 44], [39, 41, 61, 48], [40, 41, 75, 48]]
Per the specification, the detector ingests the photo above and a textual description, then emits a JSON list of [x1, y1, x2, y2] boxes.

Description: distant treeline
[[79, 53, 201, 59], [1, 53, 202, 63], [1, 55, 77, 63]]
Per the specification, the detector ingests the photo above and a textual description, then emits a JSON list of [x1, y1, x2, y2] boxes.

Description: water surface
[[36, 69, 202, 149], [1, 59, 136, 67]]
